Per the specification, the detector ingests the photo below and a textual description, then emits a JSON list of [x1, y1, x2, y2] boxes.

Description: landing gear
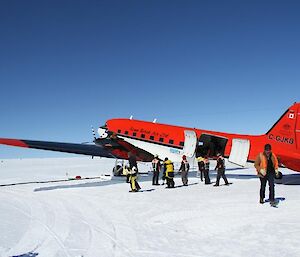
[[113, 165, 123, 176], [275, 171, 283, 180], [112, 159, 124, 176]]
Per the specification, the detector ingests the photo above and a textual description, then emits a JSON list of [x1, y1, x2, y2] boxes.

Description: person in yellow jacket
[[254, 144, 279, 205], [164, 157, 175, 188], [126, 152, 141, 192], [197, 155, 205, 182]]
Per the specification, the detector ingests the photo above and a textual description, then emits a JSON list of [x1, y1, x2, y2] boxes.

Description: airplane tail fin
[[266, 102, 300, 150]]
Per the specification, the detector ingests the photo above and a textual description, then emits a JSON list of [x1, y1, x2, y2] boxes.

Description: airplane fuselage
[[105, 105, 300, 172]]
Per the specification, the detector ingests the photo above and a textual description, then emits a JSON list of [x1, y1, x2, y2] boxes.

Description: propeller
[[91, 125, 97, 140]]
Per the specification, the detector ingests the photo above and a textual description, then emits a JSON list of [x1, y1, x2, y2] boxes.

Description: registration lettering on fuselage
[[268, 134, 294, 144]]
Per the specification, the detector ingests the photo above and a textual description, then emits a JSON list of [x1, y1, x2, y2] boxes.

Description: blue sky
[[1, 0, 300, 158]]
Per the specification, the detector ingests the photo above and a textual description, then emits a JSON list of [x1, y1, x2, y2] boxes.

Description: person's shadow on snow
[[265, 197, 286, 207]]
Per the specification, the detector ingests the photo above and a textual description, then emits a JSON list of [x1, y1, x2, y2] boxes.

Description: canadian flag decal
[[289, 113, 295, 119]]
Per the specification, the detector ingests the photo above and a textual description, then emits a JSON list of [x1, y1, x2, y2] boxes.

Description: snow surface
[[1, 157, 300, 257]]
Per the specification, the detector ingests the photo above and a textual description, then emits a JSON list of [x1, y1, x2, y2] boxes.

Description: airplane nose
[[98, 127, 108, 138]]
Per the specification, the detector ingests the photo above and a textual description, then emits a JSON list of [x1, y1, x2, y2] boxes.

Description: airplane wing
[[0, 137, 154, 161]]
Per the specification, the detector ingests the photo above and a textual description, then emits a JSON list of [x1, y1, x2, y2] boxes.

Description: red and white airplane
[[1, 102, 300, 173]]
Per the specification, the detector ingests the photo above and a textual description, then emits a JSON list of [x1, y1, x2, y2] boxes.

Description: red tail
[[266, 102, 300, 151]]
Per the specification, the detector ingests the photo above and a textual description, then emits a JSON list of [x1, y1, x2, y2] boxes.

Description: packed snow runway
[[1, 157, 300, 257]]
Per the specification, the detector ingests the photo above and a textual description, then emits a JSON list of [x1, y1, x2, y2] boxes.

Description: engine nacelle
[[98, 127, 108, 138]]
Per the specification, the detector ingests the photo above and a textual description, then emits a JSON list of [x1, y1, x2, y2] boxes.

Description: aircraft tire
[[113, 165, 122, 176], [275, 171, 283, 180]]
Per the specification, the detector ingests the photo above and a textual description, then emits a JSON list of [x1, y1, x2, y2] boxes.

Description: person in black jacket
[[203, 155, 211, 184], [152, 155, 161, 185], [214, 153, 229, 186], [179, 155, 190, 186]]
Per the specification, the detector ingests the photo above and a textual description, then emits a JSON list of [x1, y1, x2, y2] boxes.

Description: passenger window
[[141, 134, 145, 138], [180, 141, 184, 146], [133, 132, 137, 136], [150, 136, 154, 140], [159, 138, 164, 142], [169, 139, 174, 144], [125, 131, 129, 135]]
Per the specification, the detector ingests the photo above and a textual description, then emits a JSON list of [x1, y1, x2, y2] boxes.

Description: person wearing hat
[[164, 157, 175, 188], [197, 155, 205, 182], [128, 152, 141, 192], [179, 155, 190, 186], [214, 153, 229, 186], [203, 155, 211, 184], [254, 144, 280, 205], [152, 154, 161, 185]]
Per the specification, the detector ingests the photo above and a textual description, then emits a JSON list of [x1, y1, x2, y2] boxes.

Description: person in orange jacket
[[254, 144, 280, 205]]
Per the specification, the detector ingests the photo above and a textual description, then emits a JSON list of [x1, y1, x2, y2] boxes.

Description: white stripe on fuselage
[[119, 135, 187, 163]]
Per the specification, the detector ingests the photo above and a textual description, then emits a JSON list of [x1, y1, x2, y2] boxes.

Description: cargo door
[[229, 138, 250, 167], [183, 130, 197, 157]]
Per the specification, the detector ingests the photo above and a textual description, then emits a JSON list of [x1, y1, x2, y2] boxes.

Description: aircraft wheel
[[275, 171, 283, 179], [113, 165, 122, 176]]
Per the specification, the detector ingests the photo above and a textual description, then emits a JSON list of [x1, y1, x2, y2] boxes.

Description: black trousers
[[152, 171, 159, 185], [204, 169, 210, 184], [166, 177, 175, 188], [161, 171, 166, 183], [215, 169, 228, 185], [260, 172, 275, 201], [199, 170, 204, 181]]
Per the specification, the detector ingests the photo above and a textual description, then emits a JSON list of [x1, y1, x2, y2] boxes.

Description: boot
[[259, 198, 264, 204]]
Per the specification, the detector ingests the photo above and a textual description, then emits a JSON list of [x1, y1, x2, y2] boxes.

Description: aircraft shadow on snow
[[33, 172, 157, 192], [274, 174, 300, 185], [33, 171, 200, 192], [223, 171, 300, 185], [33, 169, 300, 192], [34, 178, 125, 192]]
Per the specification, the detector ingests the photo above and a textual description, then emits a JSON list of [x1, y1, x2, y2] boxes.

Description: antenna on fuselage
[[153, 118, 157, 123], [129, 115, 133, 120]]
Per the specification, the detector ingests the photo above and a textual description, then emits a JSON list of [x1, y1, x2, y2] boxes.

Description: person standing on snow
[[164, 157, 175, 188], [152, 155, 161, 185], [197, 155, 205, 182], [254, 144, 280, 205], [128, 152, 141, 192], [203, 155, 211, 184], [214, 153, 229, 186], [179, 155, 190, 186]]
